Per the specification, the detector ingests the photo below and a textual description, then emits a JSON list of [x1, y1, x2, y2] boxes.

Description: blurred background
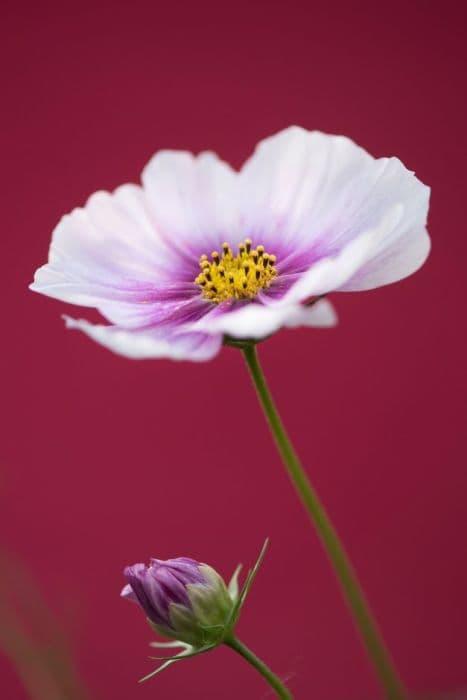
[[1, 0, 466, 698]]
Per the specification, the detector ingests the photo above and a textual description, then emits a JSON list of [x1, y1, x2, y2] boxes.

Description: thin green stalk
[[241, 343, 407, 700], [225, 636, 292, 699]]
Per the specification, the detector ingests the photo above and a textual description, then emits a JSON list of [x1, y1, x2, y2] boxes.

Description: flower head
[[121, 543, 268, 683], [122, 557, 234, 647], [31, 127, 430, 361]]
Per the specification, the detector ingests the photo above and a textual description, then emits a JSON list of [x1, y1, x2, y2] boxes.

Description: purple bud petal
[[124, 564, 169, 626], [120, 583, 137, 602], [122, 557, 208, 629], [151, 558, 207, 586]]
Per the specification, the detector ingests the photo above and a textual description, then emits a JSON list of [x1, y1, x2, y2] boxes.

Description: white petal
[[239, 126, 430, 289], [190, 298, 337, 340], [142, 150, 241, 256], [341, 226, 430, 290], [63, 316, 222, 362], [30, 265, 157, 307], [288, 298, 338, 328], [339, 171, 430, 291], [239, 126, 379, 251], [31, 184, 171, 307], [94, 295, 206, 330], [281, 206, 410, 303]]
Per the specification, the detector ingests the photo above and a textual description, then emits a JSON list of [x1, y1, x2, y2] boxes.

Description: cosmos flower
[[30, 126, 430, 361], [122, 556, 234, 647], [121, 544, 268, 683]]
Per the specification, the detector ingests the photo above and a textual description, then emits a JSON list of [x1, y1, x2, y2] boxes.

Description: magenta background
[[1, 1, 466, 698]]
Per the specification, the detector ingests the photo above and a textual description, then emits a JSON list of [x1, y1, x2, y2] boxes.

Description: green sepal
[[139, 644, 215, 683], [228, 564, 242, 602], [223, 337, 259, 349], [148, 645, 215, 662], [149, 640, 188, 650], [228, 539, 269, 628]]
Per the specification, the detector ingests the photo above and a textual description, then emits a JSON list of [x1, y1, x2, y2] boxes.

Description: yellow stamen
[[195, 239, 278, 303]]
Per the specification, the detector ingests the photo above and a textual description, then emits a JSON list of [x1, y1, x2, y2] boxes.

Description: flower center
[[195, 239, 278, 303]]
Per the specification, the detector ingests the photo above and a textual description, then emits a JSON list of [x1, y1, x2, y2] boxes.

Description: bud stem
[[241, 343, 407, 700], [225, 636, 292, 699]]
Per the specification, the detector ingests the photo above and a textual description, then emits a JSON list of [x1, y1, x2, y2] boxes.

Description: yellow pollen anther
[[194, 239, 278, 303]]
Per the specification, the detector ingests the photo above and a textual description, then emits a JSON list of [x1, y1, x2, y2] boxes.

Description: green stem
[[241, 343, 407, 700], [225, 636, 292, 699]]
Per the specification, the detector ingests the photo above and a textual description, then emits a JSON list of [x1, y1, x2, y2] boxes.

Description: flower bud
[[122, 556, 235, 647]]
